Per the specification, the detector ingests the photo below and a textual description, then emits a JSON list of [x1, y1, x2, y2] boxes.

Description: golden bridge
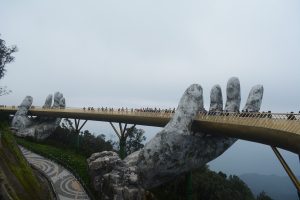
[[1, 106, 300, 192]]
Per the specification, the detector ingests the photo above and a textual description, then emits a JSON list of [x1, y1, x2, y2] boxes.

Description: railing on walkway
[[196, 112, 300, 135], [2, 105, 300, 152], [1, 106, 300, 135]]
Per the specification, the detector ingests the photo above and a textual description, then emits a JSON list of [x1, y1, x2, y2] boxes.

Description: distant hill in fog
[[239, 173, 299, 200]]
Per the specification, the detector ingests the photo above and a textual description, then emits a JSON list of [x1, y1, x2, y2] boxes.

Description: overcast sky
[[1, 0, 300, 176]]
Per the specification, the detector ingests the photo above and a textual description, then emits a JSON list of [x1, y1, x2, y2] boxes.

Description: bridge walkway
[[1, 106, 299, 154]]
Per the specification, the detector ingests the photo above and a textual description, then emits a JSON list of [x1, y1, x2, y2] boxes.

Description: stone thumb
[[165, 84, 203, 133]]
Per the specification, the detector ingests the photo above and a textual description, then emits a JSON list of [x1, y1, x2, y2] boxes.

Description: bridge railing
[[1, 106, 299, 134], [30, 106, 176, 118], [196, 112, 300, 134]]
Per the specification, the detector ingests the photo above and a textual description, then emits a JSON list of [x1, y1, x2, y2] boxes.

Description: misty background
[[0, 0, 300, 178]]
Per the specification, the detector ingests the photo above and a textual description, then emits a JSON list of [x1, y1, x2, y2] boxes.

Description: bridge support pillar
[[109, 122, 136, 159], [74, 119, 88, 150], [271, 146, 300, 196]]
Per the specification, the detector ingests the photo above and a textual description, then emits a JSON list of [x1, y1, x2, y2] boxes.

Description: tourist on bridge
[[287, 112, 296, 120]]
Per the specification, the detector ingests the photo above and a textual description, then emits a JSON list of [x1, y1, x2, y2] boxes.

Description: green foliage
[[256, 191, 273, 200], [80, 130, 113, 157], [125, 127, 146, 155], [61, 118, 75, 132], [0, 35, 17, 96], [16, 138, 89, 187], [151, 165, 273, 200], [45, 119, 113, 157], [0, 112, 10, 122], [16, 120, 115, 199], [0, 35, 17, 80], [0, 123, 49, 200], [117, 126, 146, 159]]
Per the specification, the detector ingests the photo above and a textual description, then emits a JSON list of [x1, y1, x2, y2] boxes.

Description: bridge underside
[[193, 121, 300, 155]]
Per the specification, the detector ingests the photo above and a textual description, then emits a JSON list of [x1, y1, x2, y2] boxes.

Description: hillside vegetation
[[240, 173, 298, 200], [151, 165, 273, 200], [0, 123, 53, 200], [17, 132, 273, 200]]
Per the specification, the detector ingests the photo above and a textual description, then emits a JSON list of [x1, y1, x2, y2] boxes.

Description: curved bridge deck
[[1, 106, 299, 154]]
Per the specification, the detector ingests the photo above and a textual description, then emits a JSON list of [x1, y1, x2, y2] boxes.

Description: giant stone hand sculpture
[[87, 77, 264, 199], [11, 92, 65, 140]]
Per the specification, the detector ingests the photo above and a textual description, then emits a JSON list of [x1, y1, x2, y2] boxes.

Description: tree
[[125, 127, 146, 155], [0, 35, 17, 95], [61, 118, 75, 132], [110, 123, 146, 159], [46, 119, 114, 157], [151, 165, 257, 200], [256, 191, 273, 200]]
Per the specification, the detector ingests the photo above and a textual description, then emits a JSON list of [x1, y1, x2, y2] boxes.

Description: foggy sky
[[1, 0, 300, 176]]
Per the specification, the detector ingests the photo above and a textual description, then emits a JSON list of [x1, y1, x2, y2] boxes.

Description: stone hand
[[87, 77, 263, 199], [11, 92, 65, 140], [135, 77, 263, 188]]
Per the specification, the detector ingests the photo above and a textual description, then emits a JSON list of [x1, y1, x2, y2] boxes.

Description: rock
[[11, 96, 33, 130], [11, 92, 65, 140], [135, 84, 204, 188], [209, 84, 223, 112], [87, 151, 145, 200], [42, 94, 52, 108], [53, 92, 64, 108], [225, 77, 241, 112], [243, 85, 264, 112]]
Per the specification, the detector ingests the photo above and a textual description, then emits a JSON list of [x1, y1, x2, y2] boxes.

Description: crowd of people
[[0, 104, 299, 120], [82, 106, 176, 113], [81, 106, 300, 120]]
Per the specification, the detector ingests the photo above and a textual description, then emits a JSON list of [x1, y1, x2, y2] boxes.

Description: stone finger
[[52, 92, 63, 108], [209, 84, 223, 112], [42, 94, 53, 109], [165, 84, 203, 133], [224, 77, 241, 112], [59, 97, 66, 109], [243, 85, 264, 112]]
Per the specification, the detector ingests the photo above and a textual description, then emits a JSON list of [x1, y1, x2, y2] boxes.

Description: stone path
[[20, 146, 90, 200]]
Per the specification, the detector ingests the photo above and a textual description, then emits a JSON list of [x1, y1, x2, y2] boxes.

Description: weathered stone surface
[[208, 78, 242, 167], [209, 84, 223, 112], [11, 96, 33, 130], [87, 77, 264, 200], [42, 94, 52, 108], [88, 151, 145, 200], [243, 85, 264, 112], [11, 92, 65, 140], [225, 77, 241, 112], [135, 84, 203, 188], [53, 92, 64, 108]]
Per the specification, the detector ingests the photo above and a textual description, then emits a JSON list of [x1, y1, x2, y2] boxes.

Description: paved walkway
[[20, 146, 90, 200]]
